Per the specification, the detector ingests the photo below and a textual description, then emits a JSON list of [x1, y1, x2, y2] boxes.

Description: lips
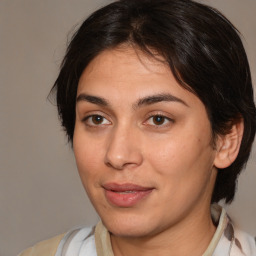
[[103, 183, 154, 207]]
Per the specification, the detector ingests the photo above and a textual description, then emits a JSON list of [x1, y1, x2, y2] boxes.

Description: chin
[[100, 212, 160, 238], [106, 222, 152, 238]]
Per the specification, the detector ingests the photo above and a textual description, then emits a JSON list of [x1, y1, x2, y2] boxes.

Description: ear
[[214, 119, 244, 169]]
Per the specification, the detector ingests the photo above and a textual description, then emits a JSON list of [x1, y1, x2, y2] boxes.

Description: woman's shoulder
[[18, 233, 65, 256], [232, 226, 256, 255], [18, 226, 95, 256], [209, 204, 256, 255]]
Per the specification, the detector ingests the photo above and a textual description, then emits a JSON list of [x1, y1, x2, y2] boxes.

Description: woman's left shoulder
[[233, 226, 256, 255]]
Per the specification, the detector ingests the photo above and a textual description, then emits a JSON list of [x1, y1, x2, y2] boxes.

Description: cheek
[[73, 129, 104, 184], [145, 136, 198, 171], [144, 137, 216, 218], [144, 131, 215, 186], [73, 145, 103, 204]]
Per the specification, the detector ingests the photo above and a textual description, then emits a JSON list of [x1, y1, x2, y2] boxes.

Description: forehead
[[78, 47, 188, 97], [76, 47, 206, 112], [79, 47, 168, 81]]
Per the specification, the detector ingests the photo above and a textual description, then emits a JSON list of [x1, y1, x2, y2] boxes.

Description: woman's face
[[73, 47, 218, 238]]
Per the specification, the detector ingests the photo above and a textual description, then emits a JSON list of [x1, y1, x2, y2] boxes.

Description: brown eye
[[152, 115, 166, 125], [83, 114, 111, 126], [92, 115, 104, 124], [144, 114, 173, 127]]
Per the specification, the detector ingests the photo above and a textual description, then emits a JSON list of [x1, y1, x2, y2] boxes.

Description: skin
[[73, 47, 220, 256]]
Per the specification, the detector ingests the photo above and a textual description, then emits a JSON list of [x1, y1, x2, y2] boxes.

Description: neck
[[110, 205, 216, 256]]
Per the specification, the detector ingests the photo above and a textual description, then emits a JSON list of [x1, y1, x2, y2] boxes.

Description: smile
[[102, 183, 154, 207]]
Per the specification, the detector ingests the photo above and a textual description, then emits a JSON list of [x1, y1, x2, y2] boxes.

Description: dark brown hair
[[51, 0, 256, 203]]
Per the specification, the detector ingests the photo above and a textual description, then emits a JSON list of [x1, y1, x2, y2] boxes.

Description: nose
[[104, 125, 143, 170]]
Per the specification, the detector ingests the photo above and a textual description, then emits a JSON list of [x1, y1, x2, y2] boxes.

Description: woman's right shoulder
[[18, 233, 66, 256], [18, 226, 95, 256]]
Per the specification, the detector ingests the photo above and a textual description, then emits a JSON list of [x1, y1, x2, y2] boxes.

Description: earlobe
[[214, 119, 244, 169]]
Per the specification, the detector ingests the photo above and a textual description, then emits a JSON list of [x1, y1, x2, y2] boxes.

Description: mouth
[[102, 183, 154, 207]]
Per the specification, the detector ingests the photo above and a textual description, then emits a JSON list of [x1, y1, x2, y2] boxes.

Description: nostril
[[104, 128, 143, 170], [104, 157, 127, 170]]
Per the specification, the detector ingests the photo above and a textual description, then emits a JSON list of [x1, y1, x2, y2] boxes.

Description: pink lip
[[103, 183, 154, 207]]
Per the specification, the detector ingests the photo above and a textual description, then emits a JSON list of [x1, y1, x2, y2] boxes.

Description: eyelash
[[82, 113, 174, 128]]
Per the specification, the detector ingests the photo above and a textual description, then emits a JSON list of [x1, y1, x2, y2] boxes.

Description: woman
[[20, 0, 256, 255]]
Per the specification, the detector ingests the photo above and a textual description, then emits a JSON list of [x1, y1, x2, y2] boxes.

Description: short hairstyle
[[50, 0, 256, 204]]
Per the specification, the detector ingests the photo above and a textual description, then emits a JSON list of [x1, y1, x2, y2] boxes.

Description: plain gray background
[[1, 1, 255, 256]]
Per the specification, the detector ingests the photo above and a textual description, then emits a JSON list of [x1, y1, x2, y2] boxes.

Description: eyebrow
[[76, 93, 188, 108], [76, 94, 109, 106], [135, 93, 188, 108]]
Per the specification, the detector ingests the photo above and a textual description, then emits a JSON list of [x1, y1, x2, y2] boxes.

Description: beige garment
[[95, 221, 113, 256], [18, 233, 65, 256]]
